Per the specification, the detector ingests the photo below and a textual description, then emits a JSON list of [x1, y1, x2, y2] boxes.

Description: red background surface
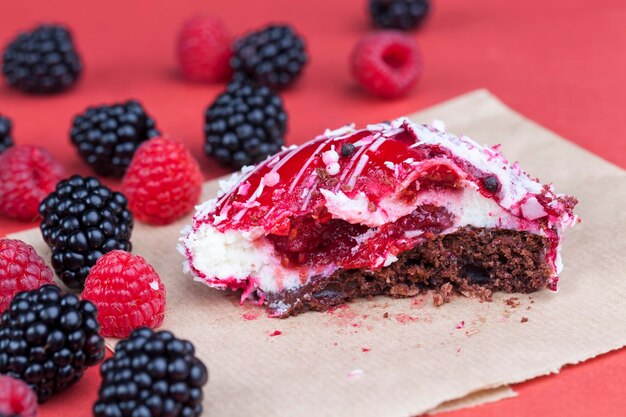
[[1, 0, 624, 415]]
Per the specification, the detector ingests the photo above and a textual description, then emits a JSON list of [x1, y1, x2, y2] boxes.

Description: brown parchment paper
[[10, 90, 626, 416], [428, 386, 517, 415]]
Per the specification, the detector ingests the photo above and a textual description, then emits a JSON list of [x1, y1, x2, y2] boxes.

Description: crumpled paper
[[11, 90, 626, 416]]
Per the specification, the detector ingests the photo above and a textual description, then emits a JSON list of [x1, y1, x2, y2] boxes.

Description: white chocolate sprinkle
[[322, 149, 340, 165], [326, 162, 340, 175], [263, 171, 280, 187]]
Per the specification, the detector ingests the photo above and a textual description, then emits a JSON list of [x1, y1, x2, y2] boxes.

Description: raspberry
[[351, 31, 423, 99], [0, 239, 54, 313], [82, 251, 166, 338], [0, 375, 37, 417], [0, 146, 65, 221], [177, 16, 232, 83], [122, 137, 203, 225]]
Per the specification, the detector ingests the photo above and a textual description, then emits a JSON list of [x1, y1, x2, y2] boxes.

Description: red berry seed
[[177, 16, 232, 83], [0, 145, 65, 221], [82, 250, 166, 338], [351, 30, 424, 99], [0, 238, 54, 313], [122, 137, 203, 225]]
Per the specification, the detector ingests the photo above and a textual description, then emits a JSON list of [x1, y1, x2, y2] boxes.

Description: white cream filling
[[320, 182, 536, 231], [184, 226, 302, 294], [419, 187, 535, 231], [320, 189, 426, 228]]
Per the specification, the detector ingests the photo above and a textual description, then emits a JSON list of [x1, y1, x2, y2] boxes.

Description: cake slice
[[180, 118, 578, 317]]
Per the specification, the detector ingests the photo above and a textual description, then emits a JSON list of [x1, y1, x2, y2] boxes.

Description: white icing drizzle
[[334, 138, 371, 191], [267, 155, 281, 167], [229, 146, 302, 222], [368, 136, 386, 152], [347, 154, 370, 188], [301, 181, 318, 210], [288, 136, 336, 193], [211, 165, 262, 219]]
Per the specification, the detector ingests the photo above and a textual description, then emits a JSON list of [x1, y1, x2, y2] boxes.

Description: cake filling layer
[[267, 226, 551, 317], [184, 185, 544, 295]]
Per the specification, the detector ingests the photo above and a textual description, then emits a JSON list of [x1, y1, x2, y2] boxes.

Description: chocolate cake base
[[267, 227, 551, 317]]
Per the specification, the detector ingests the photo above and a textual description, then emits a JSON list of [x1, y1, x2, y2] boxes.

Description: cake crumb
[[521, 317, 529, 323], [464, 329, 480, 337], [395, 313, 418, 324], [505, 297, 521, 308], [361, 347, 371, 352], [411, 298, 425, 309], [433, 283, 454, 306], [269, 330, 282, 337], [455, 320, 465, 329], [383, 312, 389, 319], [242, 311, 260, 321]]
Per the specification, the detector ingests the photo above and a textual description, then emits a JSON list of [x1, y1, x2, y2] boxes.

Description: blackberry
[[231, 24, 308, 90], [204, 80, 287, 169], [369, 0, 431, 30], [70, 100, 160, 177], [2, 24, 82, 94], [0, 285, 105, 402], [39, 175, 134, 289], [94, 328, 208, 417], [0, 115, 13, 154]]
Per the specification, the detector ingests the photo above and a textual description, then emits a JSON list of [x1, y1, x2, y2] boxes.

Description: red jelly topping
[[209, 127, 506, 240], [266, 204, 453, 270]]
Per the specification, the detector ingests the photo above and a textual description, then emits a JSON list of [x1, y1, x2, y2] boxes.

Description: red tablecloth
[[1, 0, 624, 415]]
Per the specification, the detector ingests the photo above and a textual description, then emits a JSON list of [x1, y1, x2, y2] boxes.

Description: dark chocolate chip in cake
[[462, 265, 491, 285]]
